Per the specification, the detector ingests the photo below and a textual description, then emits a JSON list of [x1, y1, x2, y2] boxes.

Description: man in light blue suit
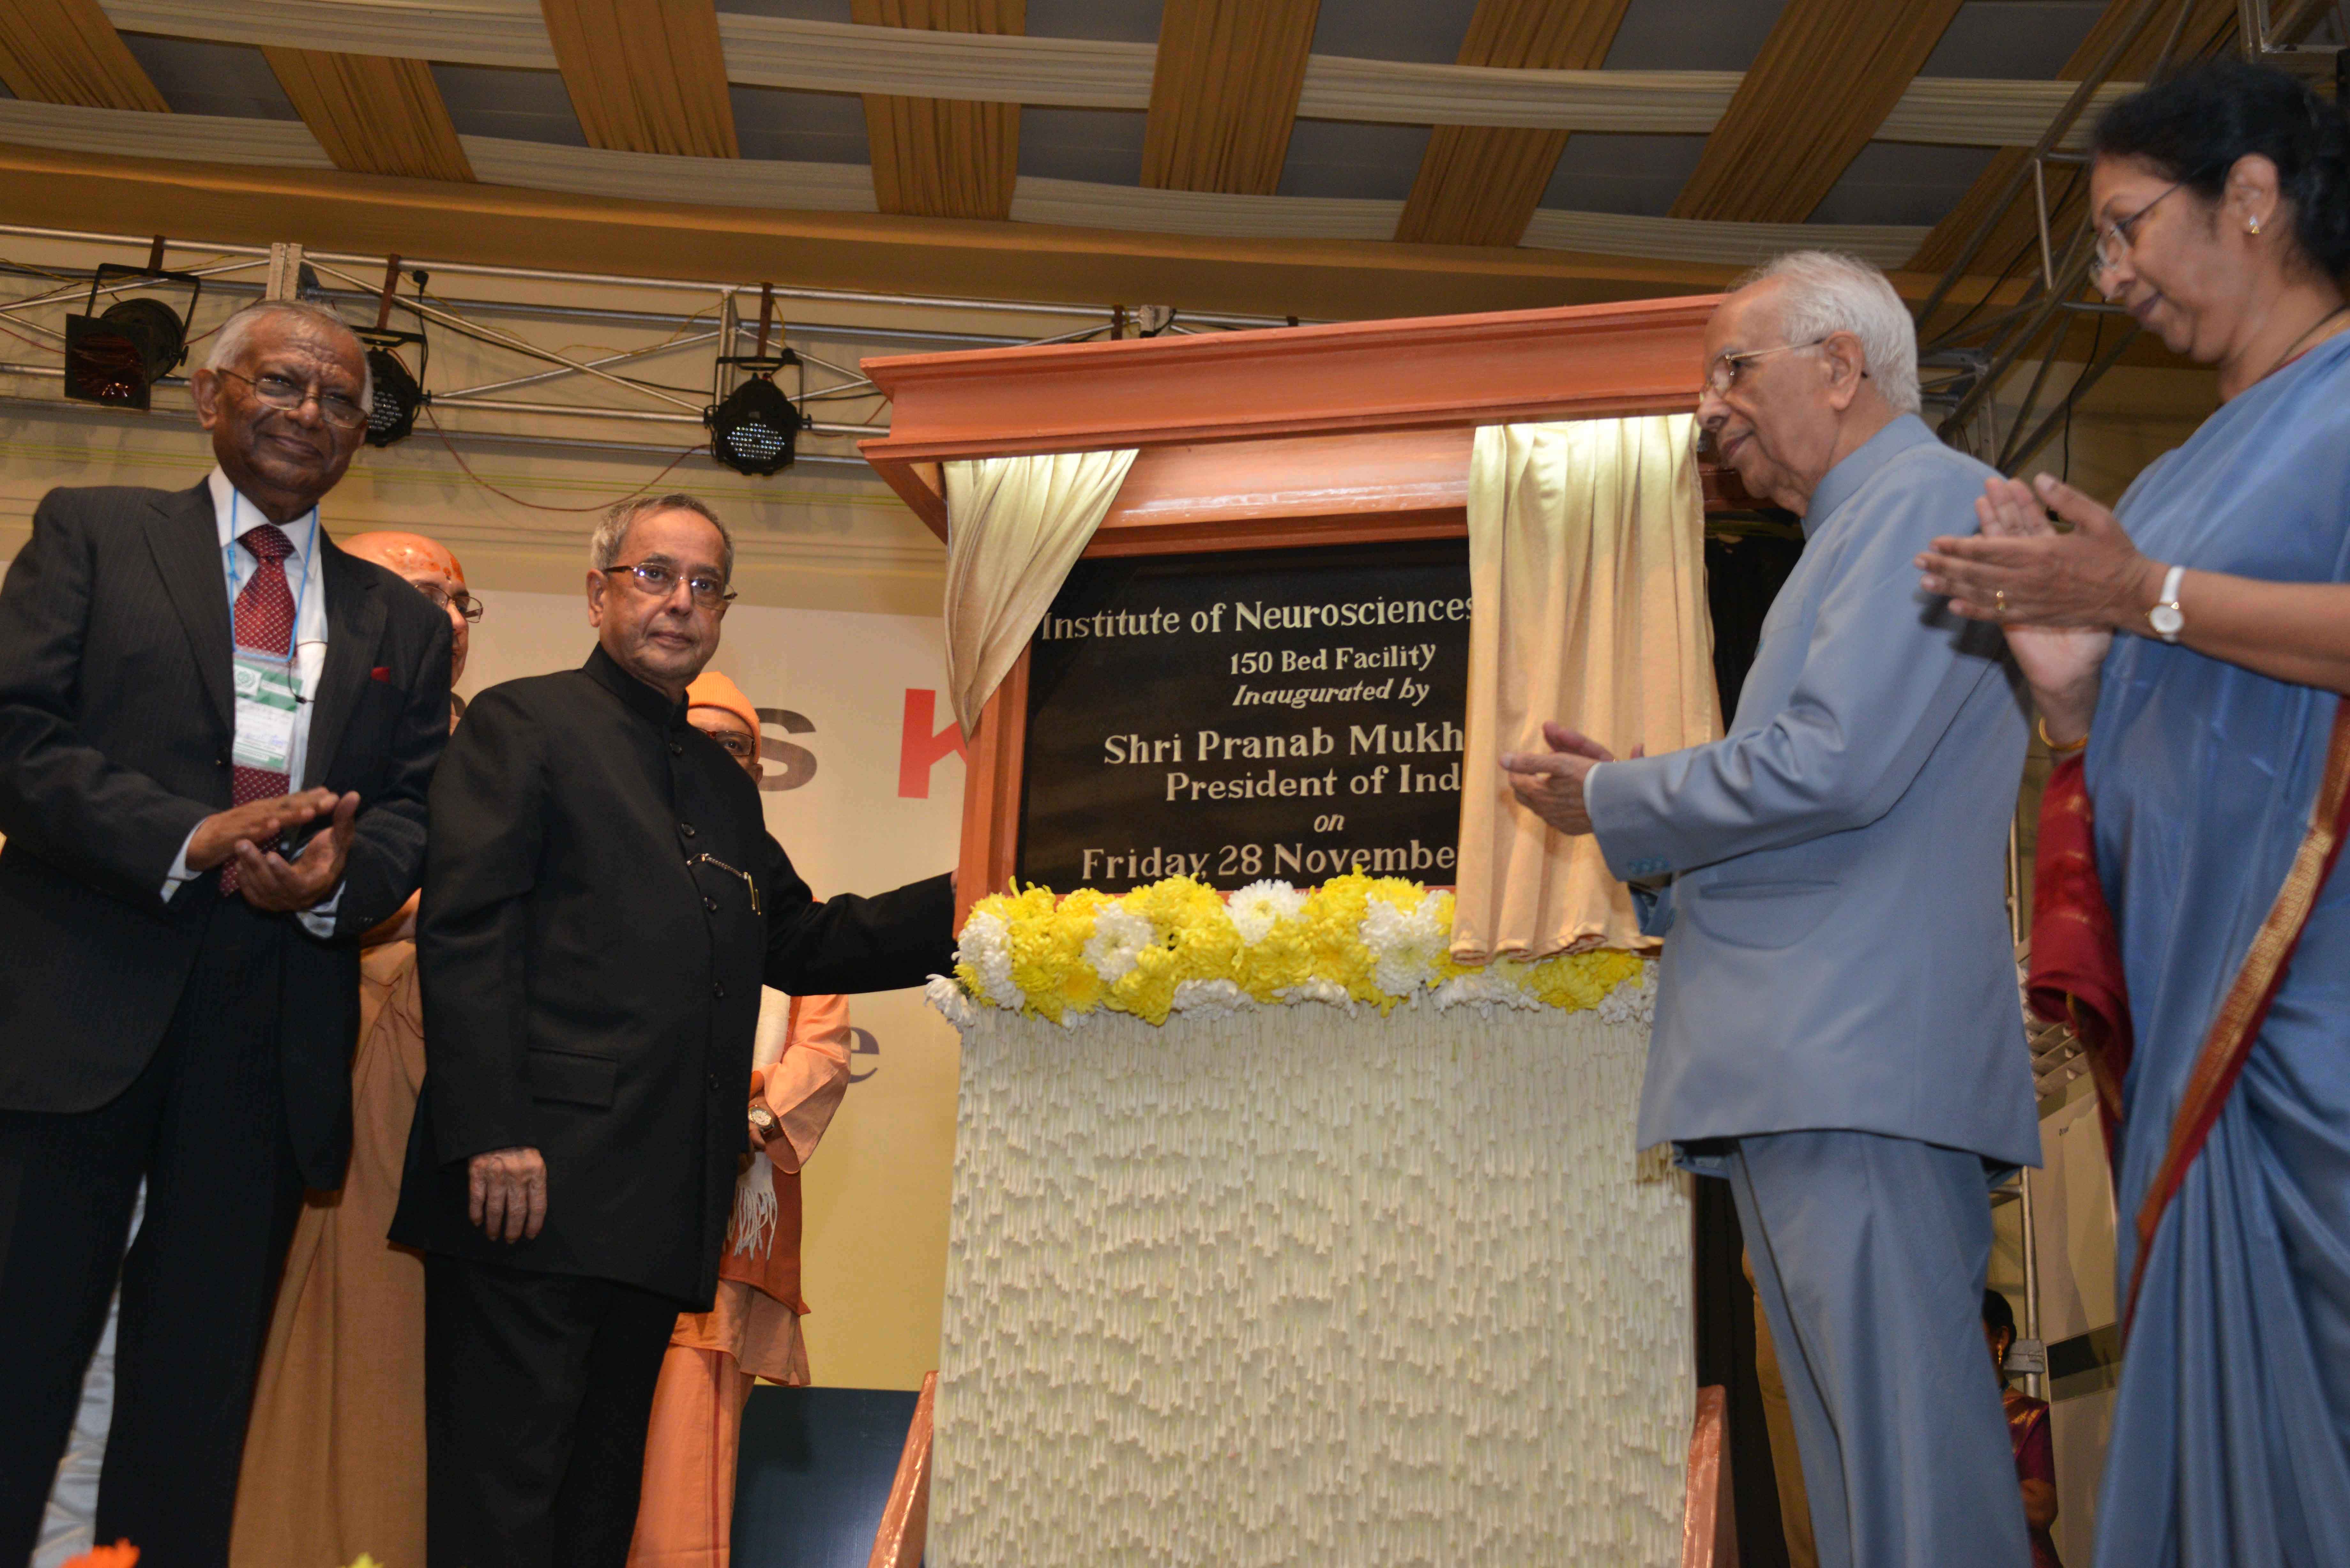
[[1504, 252, 2038, 1568]]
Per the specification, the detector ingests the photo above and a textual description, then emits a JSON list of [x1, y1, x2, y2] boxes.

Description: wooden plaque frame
[[857, 294, 1725, 924]]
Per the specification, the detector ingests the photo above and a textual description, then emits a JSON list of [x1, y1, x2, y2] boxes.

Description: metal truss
[[0, 227, 1292, 472], [1916, 0, 2344, 476]]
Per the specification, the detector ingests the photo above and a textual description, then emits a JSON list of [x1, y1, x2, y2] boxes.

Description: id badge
[[231, 650, 300, 775]]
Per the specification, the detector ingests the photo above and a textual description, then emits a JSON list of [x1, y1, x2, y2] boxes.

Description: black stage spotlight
[[706, 281, 804, 476], [356, 258, 429, 447], [361, 339, 428, 446], [707, 373, 803, 476], [64, 252, 202, 411]]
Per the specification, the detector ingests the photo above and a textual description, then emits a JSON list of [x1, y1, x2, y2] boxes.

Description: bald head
[[346, 530, 474, 685]]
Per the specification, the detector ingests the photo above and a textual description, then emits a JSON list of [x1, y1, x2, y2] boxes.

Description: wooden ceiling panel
[[264, 48, 473, 183], [541, 0, 739, 159], [1140, 0, 1320, 196], [1670, 0, 1967, 223], [1394, 0, 1634, 247], [854, 0, 1022, 220], [0, 0, 168, 111], [1906, 0, 2240, 276]]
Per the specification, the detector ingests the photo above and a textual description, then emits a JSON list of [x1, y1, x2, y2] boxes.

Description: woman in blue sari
[[1918, 60, 2350, 1568]]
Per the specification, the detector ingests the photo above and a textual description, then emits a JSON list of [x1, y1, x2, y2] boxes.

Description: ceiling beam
[[1393, 0, 1634, 246], [1139, 0, 1320, 195], [0, 0, 167, 111], [853, 0, 1022, 220], [1670, 0, 1967, 222], [0, 136, 1778, 323], [1905, 0, 2239, 275], [539, 0, 739, 158], [263, 48, 473, 183]]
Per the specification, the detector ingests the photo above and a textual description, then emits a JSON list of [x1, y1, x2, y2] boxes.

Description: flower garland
[[929, 873, 1654, 1029]]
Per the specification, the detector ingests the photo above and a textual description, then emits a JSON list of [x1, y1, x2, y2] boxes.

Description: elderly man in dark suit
[[391, 493, 953, 1568], [0, 299, 453, 1565]]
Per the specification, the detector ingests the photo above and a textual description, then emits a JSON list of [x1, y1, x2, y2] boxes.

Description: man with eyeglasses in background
[[0, 299, 452, 1567], [390, 493, 953, 1568], [1502, 253, 2037, 1567]]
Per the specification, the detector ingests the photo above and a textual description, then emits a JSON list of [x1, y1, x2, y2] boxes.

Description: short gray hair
[[207, 300, 371, 406], [1732, 251, 1920, 416], [590, 493, 735, 581]]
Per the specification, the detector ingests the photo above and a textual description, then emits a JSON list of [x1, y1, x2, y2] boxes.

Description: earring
[[2248, 216, 2263, 235]]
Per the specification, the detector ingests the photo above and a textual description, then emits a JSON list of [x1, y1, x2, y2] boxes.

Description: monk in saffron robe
[[229, 532, 477, 1568], [628, 671, 853, 1568]]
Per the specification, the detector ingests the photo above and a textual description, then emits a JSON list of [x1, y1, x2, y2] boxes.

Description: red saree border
[[2122, 696, 2350, 1340]]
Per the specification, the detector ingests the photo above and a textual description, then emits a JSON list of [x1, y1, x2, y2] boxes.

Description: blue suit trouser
[[1727, 1129, 2031, 1568]]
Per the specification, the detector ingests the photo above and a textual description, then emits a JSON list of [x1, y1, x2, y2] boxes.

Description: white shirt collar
[[207, 467, 319, 566]]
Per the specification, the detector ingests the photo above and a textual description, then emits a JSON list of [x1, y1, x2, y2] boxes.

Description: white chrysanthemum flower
[[1360, 890, 1451, 997], [1430, 971, 1543, 1014], [1083, 904, 1155, 984], [954, 910, 1022, 1010], [1225, 879, 1306, 944], [924, 973, 980, 1029], [1171, 978, 1253, 1021], [1596, 961, 1660, 1028], [1276, 976, 1355, 1013]]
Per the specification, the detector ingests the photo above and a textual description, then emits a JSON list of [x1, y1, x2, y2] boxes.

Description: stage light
[[357, 258, 431, 447], [705, 281, 804, 477], [63, 247, 203, 411], [705, 373, 803, 476], [363, 343, 427, 447], [64, 296, 190, 411]]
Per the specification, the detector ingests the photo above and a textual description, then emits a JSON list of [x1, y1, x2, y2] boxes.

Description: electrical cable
[[420, 406, 703, 513]]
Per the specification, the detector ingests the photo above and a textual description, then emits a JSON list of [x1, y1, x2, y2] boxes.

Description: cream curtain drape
[[942, 449, 1138, 738], [1451, 416, 1720, 962]]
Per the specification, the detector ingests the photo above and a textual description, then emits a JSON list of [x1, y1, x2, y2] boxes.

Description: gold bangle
[[2037, 715, 2088, 756]]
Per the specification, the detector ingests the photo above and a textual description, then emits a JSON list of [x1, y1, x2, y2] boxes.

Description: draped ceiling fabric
[[943, 449, 1138, 739], [1452, 416, 1718, 963]]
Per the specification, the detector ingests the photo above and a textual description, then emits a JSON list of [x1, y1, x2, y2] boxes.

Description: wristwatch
[[2146, 563, 2186, 644], [747, 1103, 779, 1139]]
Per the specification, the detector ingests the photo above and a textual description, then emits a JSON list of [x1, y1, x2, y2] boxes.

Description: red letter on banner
[[899, 689, 967, 799]]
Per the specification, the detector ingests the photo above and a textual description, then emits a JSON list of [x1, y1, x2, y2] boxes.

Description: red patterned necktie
[[221, 522, 296, 894]]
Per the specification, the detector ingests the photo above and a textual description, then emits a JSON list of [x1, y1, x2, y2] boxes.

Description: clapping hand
[[1918, 474, 2133, 739], [1499, 722, 1643, 837], [229, 790, 361, 913]]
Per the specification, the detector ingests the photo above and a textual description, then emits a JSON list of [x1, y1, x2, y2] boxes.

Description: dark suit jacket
[[0, 482, 453, 1186], [390, 645, 953, 1307]]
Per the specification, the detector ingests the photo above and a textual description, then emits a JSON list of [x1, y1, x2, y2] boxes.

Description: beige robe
[[627, 992, 853, 1568], [230, 932, 429, 1568]]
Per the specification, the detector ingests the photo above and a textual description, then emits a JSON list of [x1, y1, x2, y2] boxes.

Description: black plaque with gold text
[[1017, 540, 1471, 891]]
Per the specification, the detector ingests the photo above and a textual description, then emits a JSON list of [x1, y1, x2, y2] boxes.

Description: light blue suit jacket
[[1585, 416, 2038, 1169]]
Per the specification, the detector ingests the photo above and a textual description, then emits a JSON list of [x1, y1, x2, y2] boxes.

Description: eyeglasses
[[214, 367, 368, 431], [599, 560, 736, 609], [412, 582, 484, 623], [2089, 180, 2184, 283], [1703, 338, 1831, 398]]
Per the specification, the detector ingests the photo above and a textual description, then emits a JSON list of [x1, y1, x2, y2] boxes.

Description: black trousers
[[424, 1255, 680, 1568], [0, 895, 305, 1568]]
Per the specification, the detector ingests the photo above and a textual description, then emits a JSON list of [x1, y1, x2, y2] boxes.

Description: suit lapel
[[304, 538, 384, 788], [144, 484, 233, 732]]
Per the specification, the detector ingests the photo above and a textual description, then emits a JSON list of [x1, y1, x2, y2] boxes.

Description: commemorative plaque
[[1017, 539, 1472, 892]]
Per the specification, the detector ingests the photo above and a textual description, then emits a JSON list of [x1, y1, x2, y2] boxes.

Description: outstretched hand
[[1498, 723, 1643, 838]]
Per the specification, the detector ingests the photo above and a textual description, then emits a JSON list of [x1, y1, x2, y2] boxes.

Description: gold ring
[[1993, 588, 2009, 616]]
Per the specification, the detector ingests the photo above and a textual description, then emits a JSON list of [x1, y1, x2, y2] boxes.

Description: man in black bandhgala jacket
[[390, 494, 953, 1568]]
